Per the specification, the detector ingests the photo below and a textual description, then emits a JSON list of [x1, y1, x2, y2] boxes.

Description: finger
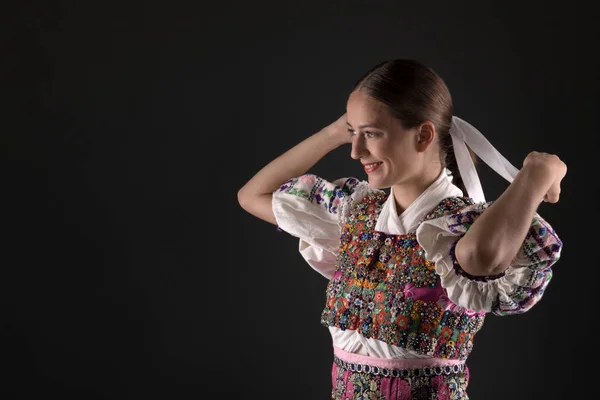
[[543, 186, 561, 203]]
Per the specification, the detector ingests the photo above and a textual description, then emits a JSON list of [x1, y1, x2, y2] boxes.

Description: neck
[[391, 165, 443, 215]]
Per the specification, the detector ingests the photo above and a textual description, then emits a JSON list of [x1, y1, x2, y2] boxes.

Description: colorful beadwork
[[275, 174, 562, 358], [321, 192, 484, 360]]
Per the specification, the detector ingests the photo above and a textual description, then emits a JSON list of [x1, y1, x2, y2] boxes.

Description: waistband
[[333, 345, 465, 378]]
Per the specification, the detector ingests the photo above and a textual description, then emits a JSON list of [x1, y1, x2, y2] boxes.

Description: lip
[[363, 161, 383, 173]]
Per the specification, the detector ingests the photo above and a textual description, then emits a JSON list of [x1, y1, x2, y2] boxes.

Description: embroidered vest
[[320, 192, 485, 360]]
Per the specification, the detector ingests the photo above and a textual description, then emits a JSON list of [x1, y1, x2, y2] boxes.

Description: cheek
[[384, 150, 407, 166], [372, 144, 393, 159]]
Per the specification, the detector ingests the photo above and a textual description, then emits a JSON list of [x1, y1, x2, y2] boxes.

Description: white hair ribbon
[[450, 116, 520, 203]]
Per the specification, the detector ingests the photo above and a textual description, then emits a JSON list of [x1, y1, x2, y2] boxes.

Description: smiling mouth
[[363, 162, 383, 173]]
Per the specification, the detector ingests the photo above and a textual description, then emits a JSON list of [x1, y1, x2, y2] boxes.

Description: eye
[[364, 131, 379, 138], [347, 128, 356, 135]]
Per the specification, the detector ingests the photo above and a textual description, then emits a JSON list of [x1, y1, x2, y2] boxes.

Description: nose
[[350, 135, 369, 160]]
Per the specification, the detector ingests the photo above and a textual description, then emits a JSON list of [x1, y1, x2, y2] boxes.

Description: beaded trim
[[449, 238, 506, 282], [333, 356, 465, 378]]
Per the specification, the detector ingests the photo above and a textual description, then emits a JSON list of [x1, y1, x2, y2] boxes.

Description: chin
[[367, 177, 390, 190]]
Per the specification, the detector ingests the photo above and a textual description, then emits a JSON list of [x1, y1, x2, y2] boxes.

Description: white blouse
[[272, 168, 559, 359]]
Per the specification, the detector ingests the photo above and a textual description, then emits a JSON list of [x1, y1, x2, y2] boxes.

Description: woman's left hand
[[522, 151, 567, 203]]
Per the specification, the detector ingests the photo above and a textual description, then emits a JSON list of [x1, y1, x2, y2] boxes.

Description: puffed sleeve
[[415, 202, 562, 315], [273, 174, 372, 279]]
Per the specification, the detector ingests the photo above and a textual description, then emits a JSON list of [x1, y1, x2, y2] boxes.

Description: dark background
[[4, 1, 597, 399]]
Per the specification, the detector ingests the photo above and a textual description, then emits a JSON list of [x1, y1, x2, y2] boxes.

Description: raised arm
[[237, 114, 351, 225], [455, 151, 567, 276]]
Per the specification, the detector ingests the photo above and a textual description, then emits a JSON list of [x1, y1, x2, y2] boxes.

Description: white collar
[[374, 168, 463, 235]]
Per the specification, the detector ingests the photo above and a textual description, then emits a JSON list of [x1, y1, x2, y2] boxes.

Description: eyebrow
[[346, 122, 382, 129]]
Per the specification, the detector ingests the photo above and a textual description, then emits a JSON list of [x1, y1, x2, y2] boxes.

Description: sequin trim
[[333, 356, 465, 378]]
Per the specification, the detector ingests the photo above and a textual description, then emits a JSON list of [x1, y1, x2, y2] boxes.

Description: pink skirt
[[331, 346, 470, 400]]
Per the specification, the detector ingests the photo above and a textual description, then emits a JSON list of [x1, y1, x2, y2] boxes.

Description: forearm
[[456, 165, 553, 275], [239, 129, 341, 196], [238, 128, 344, 224]]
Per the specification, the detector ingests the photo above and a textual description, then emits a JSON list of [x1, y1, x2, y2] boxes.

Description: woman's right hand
[[322, 113, 353, 147]]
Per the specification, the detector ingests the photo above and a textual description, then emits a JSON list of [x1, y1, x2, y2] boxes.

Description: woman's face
[[346, 90, 426, 189]]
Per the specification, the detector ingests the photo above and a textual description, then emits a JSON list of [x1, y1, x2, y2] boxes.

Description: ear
[[415, 121, 436, 152]]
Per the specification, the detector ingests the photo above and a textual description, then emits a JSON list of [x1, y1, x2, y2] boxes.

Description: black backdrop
[[5, 1, 598, 399]]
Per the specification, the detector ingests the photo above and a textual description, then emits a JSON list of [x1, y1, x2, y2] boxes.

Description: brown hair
[[352, 59, 476, 195]]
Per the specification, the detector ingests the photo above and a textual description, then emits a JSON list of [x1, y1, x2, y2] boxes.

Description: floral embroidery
[[521, 215, 562, 268], [277, 174, 360, 215], [437, 202, 561, 316], [419, 197, 475, 222], [321, 193, 485, 360], [278, 175, 561, 357]]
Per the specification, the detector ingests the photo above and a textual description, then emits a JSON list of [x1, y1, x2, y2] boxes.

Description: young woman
[[238, 59, 565, 399]]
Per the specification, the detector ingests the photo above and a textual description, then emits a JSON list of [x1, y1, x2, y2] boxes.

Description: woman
[[237, 59, 565, 399]]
